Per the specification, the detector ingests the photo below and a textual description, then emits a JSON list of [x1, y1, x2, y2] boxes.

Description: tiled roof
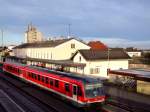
[[125, 49, 142, 52], [125, 47, 142, 52], [77, 49, 131, 60], [88, 41, 108, 50], [13, 38, 74, 49], [110, 48, 124, 50]]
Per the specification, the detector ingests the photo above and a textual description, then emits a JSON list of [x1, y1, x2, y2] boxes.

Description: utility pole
[[1, 29, 3, 48], [107, 48, 110, 76], [1, 29, 4, 62]]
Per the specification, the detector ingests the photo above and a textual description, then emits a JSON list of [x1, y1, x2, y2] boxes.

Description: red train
[[2, 62, 105, 107]]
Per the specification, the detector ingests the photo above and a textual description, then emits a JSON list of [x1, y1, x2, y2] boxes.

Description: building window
[[71, 43, 75, 48], [90, 68, 100, 74], [71, 53, 74, 56], [95, 68, 100, 74], [79, 56, 81, 62], [90, 68, 94, 74]]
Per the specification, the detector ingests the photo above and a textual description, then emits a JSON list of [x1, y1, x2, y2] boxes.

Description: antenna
[[29, 22, 32, 30], [68, 24, 71, 38]]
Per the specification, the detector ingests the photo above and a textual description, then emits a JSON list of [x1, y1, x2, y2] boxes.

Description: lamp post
[[1, 29, 4, 62], [1, 29, 3, 48], [107, 48, 110, 75]]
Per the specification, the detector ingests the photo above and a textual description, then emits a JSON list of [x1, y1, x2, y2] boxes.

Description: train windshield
[[85, 83, 104, 98]]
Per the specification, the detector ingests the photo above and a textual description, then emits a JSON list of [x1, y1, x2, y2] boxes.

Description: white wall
[[54, 39, 90, 60], [14, 48, 27, 58], [73, 52, 129, 78], [13, 38, 90, 60], [127, 52, 141, 57]]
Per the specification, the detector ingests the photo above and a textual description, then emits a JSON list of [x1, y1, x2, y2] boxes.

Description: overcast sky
[[0, 0, 150, 48]]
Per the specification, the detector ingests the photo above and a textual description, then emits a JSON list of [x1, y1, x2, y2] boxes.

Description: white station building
[[10, 38, 130, 78]]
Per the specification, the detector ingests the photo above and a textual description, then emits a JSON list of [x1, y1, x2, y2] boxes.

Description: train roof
[[5, 62, 27, 67], [28, 66, 102, 84]]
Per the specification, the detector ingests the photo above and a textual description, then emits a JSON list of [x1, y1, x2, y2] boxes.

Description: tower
[[25, 24, 44, 43]]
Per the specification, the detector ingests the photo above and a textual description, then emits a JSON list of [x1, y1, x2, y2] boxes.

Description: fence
[[129, 64, 150, 70]]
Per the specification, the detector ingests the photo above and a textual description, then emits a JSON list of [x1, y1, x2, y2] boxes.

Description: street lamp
[[1, 29, 4, 62], [1, 29, 3, 48], [107, 48, 110, 75]]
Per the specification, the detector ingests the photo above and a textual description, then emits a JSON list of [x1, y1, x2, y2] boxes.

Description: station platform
[[105, 85, 150, 111], [109, 69, 150, 82]]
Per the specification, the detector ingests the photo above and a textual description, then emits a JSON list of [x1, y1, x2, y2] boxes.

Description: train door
[[19, 69, 23, 78], [72, 85, 77, 101]]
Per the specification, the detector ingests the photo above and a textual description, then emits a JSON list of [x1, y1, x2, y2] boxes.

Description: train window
[[17, 69, 19, 73], [28, 72, 31, 77], [19, 70, 22, 74], [32, 74, 34, 78], [31, 73, 34, 78], [77, 86, 82, 96], [50, 79, 53, 86], [65, 83, 70, 92], [38, 75, 40, 81], [73, 86, 77, 95], [29, 73, 32, 77], [34, 74, 37, 80], [41, 76, 45, 82], [33, 74, 35, 79], [28, 73, 31, 77], [45, 77, 48, 84], [55, 80, 59, 88]]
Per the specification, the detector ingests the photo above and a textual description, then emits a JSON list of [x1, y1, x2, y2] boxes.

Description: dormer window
[[79, 56, 81, 62], [71, 43, 75, 48]]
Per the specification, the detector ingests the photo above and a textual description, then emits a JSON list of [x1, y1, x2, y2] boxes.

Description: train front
[[83, 80, 105, 106]]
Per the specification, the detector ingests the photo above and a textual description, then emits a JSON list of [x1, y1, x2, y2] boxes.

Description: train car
[[3, 62, 105, 107]]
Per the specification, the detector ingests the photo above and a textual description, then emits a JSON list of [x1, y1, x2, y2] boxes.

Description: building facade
[[13, 38, 90, 60], [126, 51, 142, 57], [71, 49, 130, 78], [12, 38, 130, 78], [25, 24, 44, 43]]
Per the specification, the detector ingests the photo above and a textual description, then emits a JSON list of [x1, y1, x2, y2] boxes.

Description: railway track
[[0, 70, 82, 112], [2, 69, 148, 112], [0, 73, 59, 112], [0, 103, 7, 112], [101, 96, 150, 112], [101, 104, 130, 112]]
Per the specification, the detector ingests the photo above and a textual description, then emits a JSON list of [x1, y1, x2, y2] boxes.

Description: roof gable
[[55, 38, 90, 48]]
